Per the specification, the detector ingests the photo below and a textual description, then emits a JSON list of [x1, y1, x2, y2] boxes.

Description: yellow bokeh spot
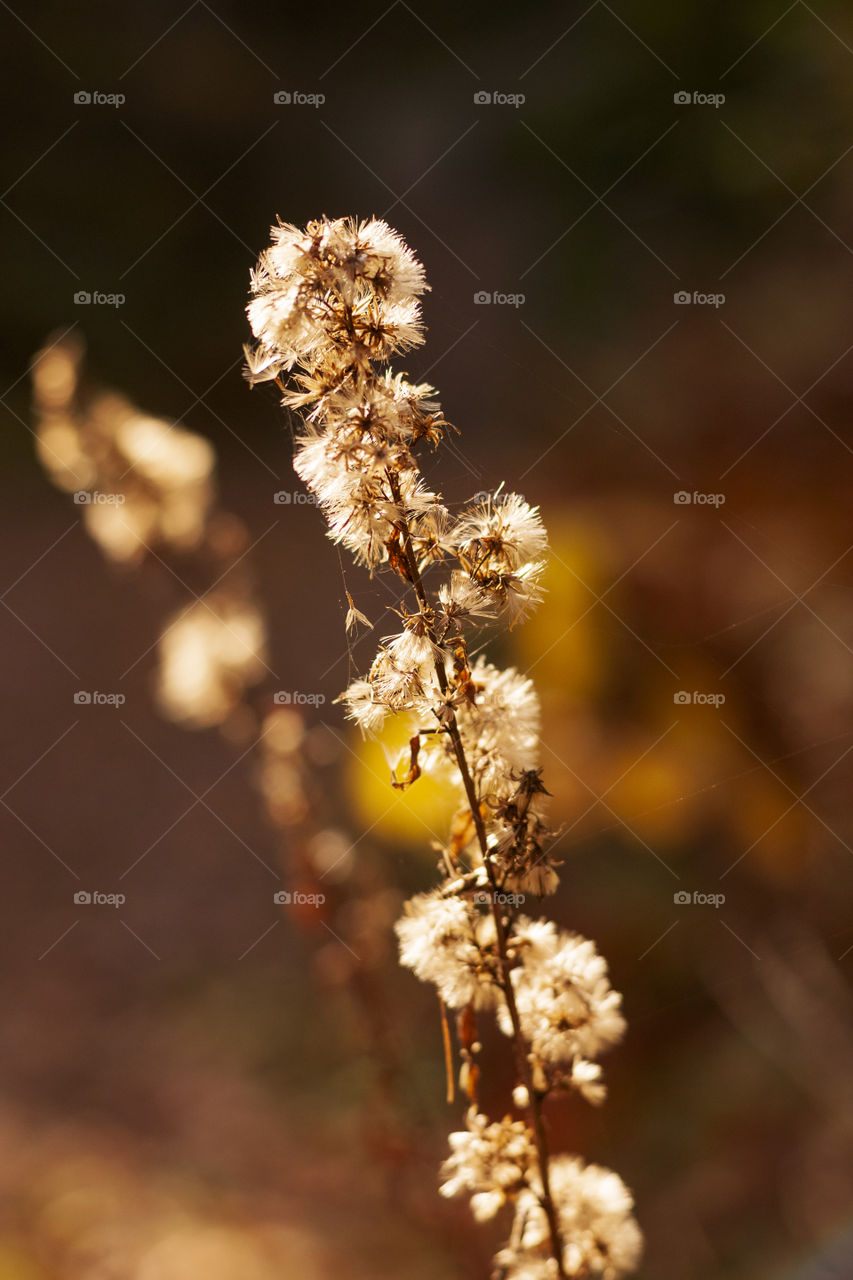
[[517, 521, 611, 705], [346, 723, 457, 852]]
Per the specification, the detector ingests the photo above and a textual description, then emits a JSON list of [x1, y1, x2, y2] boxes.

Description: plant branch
[[386, 467, 567, 1279]]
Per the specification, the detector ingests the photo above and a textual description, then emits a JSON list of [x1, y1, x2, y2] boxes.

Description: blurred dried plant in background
[[30, 330, 443, 1245], [33, 335, 215, 565]]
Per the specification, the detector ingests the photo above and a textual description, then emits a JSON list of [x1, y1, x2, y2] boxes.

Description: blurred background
[[2, 2, 853, 1277]]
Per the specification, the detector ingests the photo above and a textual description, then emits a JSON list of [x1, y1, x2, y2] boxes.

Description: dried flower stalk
[[245, 215, 642, 1280]]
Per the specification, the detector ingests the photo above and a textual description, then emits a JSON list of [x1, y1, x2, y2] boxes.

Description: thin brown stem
[[386, 467, 567, 1279]]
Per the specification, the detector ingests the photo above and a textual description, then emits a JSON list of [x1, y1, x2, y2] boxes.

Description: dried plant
[[31, 334, 425, 1194], [245, 216, 643, 1280], [32, 334, 216, 567], [31, 335, 268, 729]]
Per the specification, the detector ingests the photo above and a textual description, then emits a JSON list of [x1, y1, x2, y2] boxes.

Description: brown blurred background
[[1, 2, 853, 1277]]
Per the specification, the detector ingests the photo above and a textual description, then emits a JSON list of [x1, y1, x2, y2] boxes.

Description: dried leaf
[[391, 735, 422, 791]]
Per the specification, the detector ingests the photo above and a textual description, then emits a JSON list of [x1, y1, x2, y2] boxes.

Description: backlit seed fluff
[[245, 217, 428, 385], [394, 891, 501, 1010], [499, 925, 626, 1068], [498, 1156, 643, 1280], [245, 215, 638, 1280], [439, 1110, 538, 1221], [453, 491, 548, 623]]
